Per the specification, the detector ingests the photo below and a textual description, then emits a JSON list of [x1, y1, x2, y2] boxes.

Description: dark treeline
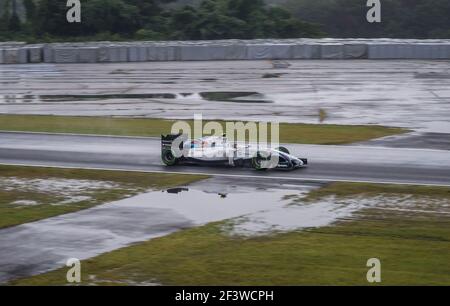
[[286, 0, 450, 39], [0, 0, 323, 42], [0, 0, 449, 42]]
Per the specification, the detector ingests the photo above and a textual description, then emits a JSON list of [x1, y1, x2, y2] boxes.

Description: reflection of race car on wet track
[[161, 134, 308, 170]]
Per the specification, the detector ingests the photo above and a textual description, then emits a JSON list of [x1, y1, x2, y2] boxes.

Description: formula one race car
[[161, 134, 308, 170]]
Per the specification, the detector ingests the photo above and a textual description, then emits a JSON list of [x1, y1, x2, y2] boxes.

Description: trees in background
[[0, 0, 322, 41], [1, 0, 448, 41], [167, 0, 322, 40], [286, 0, 450, 38]]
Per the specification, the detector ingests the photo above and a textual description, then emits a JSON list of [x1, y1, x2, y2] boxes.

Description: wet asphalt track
[[1, 131, 449, 186]]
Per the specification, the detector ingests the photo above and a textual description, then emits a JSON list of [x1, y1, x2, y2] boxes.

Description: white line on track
[[1, 162, 450, 187]]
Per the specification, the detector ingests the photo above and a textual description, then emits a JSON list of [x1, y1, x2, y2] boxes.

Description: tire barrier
[[0, 39, 449, 64]]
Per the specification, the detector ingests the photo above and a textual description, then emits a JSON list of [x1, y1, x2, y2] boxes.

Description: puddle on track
[[0, 92, 272, 104], [199, 92, 272, 103]]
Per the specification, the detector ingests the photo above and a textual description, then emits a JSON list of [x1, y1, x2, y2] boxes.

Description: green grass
[[0, 114, 407, 145], [0, 165, 207, 229], [11, 182, 450, 286], [305, 182, 450, 200]]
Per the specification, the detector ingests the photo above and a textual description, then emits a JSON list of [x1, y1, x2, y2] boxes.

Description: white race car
[[161, 134, 308, 170]]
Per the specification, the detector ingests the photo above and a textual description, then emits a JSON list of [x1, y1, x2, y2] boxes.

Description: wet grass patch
[[0, 115, 408, 145], [305, 182, 450, 200], [0, 165, 207, 229]]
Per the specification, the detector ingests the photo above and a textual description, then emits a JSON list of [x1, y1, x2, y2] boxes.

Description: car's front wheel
[[275, 146, 290, 155], [161, 149, 178, 166], [252, 151, 269, 171]]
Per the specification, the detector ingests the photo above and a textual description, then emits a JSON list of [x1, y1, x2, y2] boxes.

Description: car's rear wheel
[[162, 149, 178, 166], [275, 146, 290, 155]]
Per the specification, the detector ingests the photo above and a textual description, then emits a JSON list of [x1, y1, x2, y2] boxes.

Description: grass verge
[[305, 182, 450, 200], [0, 165, 207, 229], [0, 115, 407, 145], [11, 182, 450, 286]]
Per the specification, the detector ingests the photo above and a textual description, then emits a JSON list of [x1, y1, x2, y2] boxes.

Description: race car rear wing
[[161, 134, 187, 152]]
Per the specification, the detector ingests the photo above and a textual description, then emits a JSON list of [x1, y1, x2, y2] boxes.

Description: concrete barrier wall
[[320, 44, 344, 59], [1, 48, 27, 64], [343, 44, 367, 59], [0, 39, 450, 64], [79, 47, 98, 63], [292, 44, 321, 59], [25, 45, 43, 63], [108, 46, 128, 62], [43, 45, 54, 63], [54, 47, 78, 63], [128, 46, 147, 62], [367, 43, 450, 59]]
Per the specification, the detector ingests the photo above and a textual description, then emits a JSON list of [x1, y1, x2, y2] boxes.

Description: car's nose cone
[[291, 157, 304, 168]]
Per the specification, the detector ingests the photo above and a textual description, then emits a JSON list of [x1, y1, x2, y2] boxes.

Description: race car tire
[[275, 146, 290, 155], [162, 149, 178, 166], [252, 151, 269, 171]]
